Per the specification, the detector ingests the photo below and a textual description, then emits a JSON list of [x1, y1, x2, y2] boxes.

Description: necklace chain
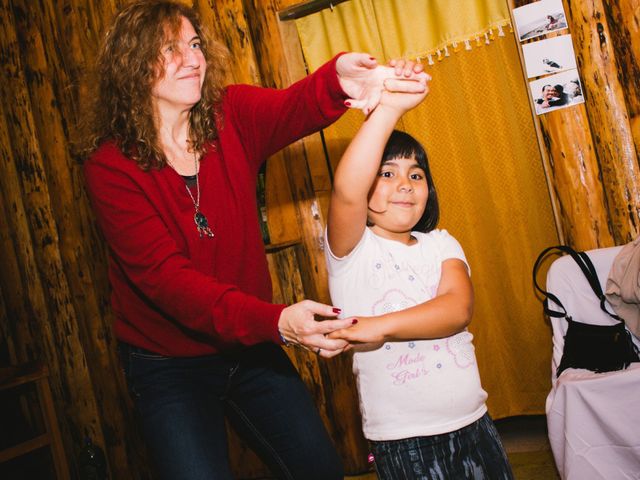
[[184, 151, 200, 210], [183, 149, 214, 238]]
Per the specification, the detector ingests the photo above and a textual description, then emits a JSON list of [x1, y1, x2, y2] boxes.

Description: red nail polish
[[369, 56, 375, 60], [333, 307, 342, 314], [352, 318, 358, 324], [344, 101, 351, 107]]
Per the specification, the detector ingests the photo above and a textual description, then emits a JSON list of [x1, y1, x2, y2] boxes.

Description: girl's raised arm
[[327, 70, 429, 257]]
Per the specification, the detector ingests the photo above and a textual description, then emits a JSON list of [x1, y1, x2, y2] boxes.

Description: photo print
[[522, 35, 577, 78], [530, 69, 585, 115], [513, 0, 568, 42]]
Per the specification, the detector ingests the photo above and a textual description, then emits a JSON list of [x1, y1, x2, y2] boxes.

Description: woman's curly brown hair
[[79, 0, 228, 170]]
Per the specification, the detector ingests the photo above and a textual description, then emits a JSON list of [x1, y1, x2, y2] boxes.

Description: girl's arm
[[327, 82, 429, 257], [328, 259, 473, 343], [327, 105, 402, 257]]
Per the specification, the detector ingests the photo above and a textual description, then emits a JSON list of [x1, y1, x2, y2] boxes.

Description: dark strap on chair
[[532, 245, 624, 323]]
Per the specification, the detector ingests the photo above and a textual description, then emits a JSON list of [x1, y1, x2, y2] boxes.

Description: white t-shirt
[[326, 228, 488, 441]]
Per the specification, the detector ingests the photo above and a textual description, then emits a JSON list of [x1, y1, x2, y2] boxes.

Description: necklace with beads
[[184, 150, 214, 238]]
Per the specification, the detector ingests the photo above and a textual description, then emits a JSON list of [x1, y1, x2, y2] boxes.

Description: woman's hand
[[278, 300, 356, 358], [337, 53, 430, 115]]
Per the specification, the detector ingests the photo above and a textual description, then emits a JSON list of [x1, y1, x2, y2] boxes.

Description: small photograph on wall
[[513, 0, 568, 41], [530, 69, 585, 115], [522, 35, 577, 78]]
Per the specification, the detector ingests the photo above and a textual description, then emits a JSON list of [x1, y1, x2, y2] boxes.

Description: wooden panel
[[566, 0, 640, 244], [0, 105, 30, 365], [244, 0, 369, 472], [0, 285, 12, 364], [265, 154, 302, 245], [11, 1, 142, 477], [537, 106, 615, 250], [509, 0, 624, 250], [0, 0, 105, 472], [196, 0, 260, 85], [602, 0, 640, 212]]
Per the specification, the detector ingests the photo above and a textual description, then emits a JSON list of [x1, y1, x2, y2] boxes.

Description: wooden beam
[[279, 0, 349, 21]]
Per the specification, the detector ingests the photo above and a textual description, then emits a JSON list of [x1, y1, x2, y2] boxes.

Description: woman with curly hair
[[81, 1, 427, 479]]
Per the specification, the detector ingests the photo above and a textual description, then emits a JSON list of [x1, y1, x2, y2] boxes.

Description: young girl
[[325, 80, 514, 479]]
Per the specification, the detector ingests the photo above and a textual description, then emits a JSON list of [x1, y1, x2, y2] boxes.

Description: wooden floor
[[345, 415, 559, 480]]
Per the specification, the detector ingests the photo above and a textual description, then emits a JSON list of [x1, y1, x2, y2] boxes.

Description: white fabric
[[326, 228, 487, 441], [544, 247, 640, 479]]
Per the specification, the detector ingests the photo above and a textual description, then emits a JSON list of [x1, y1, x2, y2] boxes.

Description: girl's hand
[[337, 53, 430, 115], [377, 86, 429, 116], [277, 300, 356, 358], [378, 58, 430, 114], [388, 58, 424, 78], [327, 315, 388, 345]]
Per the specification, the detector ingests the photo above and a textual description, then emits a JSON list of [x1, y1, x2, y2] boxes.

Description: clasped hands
[[277, 301, 379, 358], [336, 53, 431, 115]]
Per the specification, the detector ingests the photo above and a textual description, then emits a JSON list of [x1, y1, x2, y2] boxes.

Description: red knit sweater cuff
[[319, 53, 350, 118], [242, 297, 287, 345]]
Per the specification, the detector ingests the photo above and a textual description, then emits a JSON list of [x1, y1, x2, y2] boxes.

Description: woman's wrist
[[278, 328, 290, 346]]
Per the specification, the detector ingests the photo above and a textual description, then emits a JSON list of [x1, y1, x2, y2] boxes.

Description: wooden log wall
[[0, 0, 366, 478], [509, 0, 640, 250]]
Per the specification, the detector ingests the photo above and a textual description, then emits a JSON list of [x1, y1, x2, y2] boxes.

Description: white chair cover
[[544, 246, 640, 479]]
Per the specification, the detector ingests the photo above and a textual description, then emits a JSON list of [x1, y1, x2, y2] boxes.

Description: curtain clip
[[464, 39, 472, 51], [444, 45, 450, 57], [498, 25, 505, 37], [427, 54, 434, 65]]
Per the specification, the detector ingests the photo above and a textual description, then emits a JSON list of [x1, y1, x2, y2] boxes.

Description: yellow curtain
[[296, 0, 559, 418], [296, 0, 511, 67]]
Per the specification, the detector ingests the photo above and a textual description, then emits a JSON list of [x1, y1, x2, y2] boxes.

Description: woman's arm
[[328, 259, 473, 343], [84, 146, 356, 351], [226, 54, 429, 170]]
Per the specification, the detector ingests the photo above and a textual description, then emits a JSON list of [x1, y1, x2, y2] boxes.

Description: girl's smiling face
[[367, 155, 429, 243]]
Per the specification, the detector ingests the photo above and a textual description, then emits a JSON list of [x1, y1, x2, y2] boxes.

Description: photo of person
[[530, 69, 585, 114], [513, 0, 569, 41], [522, 35, 577, 78]]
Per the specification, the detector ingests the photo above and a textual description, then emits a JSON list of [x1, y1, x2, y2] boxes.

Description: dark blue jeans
[[118, 342, 343, 480], [370, 413, 514, 480]]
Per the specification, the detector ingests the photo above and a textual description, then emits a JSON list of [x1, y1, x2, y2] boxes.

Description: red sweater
[[84, 56, 347, 356]]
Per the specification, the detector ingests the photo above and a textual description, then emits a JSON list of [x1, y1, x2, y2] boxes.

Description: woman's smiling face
[[152, 16, 207, 114]]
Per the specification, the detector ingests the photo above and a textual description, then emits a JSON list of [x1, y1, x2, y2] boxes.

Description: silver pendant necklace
[[184, 151, 214, 238]]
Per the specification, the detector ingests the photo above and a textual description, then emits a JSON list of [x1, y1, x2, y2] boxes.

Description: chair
[[544, 246, 640, 479], [0, 361, 70, 479]]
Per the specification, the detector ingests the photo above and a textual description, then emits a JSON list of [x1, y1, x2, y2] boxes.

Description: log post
[[566, 0, 640, 244], [508, 0, 637, 250]]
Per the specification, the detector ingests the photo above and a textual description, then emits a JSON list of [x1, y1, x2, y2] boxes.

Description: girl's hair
[[381, 130, 439, 232], [78, 0, 228, 169]]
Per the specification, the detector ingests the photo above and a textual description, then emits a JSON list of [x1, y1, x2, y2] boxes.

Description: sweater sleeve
[[223, 53, 349, 169], [84, 146, 285, 347]]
